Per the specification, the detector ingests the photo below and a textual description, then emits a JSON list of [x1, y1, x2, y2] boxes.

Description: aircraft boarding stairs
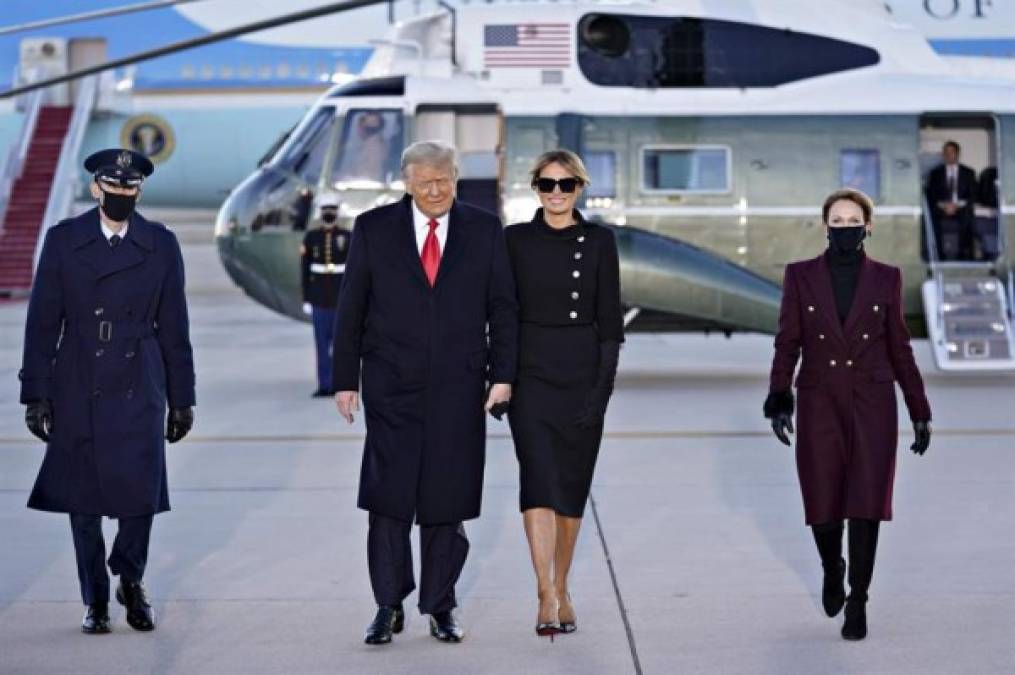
[[920, 200, 1015, 372], [0, 78, 96, 299]]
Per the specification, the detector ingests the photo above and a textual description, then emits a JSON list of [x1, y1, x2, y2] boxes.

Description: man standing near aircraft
[[925, 140, 977, 260], [301, 192, 349, 397], [19, 149, 195, 634], [332, 141, 517, 645]]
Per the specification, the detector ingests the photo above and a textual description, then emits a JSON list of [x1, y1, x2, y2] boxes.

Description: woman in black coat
[[505, 150, 624, 636]]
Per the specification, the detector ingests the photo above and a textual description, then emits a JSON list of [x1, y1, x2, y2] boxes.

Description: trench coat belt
[[309, 263, 345, 274], [66, 320, 156, 342]]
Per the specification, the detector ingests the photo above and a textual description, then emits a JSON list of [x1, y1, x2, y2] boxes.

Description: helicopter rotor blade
[[0, 0, 206, 37], [1, 0, 390, 99]]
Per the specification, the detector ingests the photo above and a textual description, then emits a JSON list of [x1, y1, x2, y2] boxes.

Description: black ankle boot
[[841, 598, 867, 640], [811, 521, 846, 617], [822, 557, 847, 618], [842, 519, 880, 641]]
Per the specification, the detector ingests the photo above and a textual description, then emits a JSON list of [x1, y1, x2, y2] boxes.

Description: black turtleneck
[[826, 247, 864, 324]]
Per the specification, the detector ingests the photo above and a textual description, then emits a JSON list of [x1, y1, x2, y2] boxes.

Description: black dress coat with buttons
[[505, 209, 624, 517], [769, 253, 931, 525], [19, 207, 195, 517], [332, 195, 518, 525]]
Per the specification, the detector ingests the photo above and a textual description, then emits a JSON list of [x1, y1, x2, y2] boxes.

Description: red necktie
[[421, 218, 441, 287]]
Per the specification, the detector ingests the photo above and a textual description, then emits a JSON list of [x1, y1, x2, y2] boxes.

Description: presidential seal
[[120, 114, 176, 165]]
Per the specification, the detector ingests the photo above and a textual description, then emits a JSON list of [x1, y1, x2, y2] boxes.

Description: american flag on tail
[[483, 23, 572, 68]]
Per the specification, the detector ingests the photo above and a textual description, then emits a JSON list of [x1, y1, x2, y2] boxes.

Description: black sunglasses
[[533, 177, 583, 194]]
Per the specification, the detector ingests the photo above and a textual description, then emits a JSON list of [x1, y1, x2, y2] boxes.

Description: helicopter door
[[918, 115, 1000, 262], [415, 105, 502, 214]]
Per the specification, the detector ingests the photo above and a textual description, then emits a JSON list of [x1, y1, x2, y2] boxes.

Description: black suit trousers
[[69, 513, 154, 605], [367, 512, 469, 615]]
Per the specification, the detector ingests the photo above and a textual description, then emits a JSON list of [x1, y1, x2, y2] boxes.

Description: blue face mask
[[827, 226, 866, 254]]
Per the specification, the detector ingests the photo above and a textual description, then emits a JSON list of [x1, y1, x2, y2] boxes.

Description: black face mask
[[827, 226, 866, 254], [99, 188, 137, 222], [321, 211, 337, 225]]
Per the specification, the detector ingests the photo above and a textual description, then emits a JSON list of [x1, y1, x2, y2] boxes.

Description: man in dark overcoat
[[332, 141, 517, 645], [19, 149, 195, 634]]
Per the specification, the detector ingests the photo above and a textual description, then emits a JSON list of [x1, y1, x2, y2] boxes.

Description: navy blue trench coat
[[19, 207, 195, 517], [332, 195, 518, 525]]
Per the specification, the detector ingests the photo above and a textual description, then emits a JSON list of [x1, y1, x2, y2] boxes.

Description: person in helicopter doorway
[[763, 188, 931, 642], [19, 148, 196, 635], [301, 192, 350, 397]]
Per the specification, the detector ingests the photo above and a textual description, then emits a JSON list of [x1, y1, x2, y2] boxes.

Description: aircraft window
[[584, 150, 617, 198], [840, 149, 880, 201], [272, 106, 335, 171], [578, 14, 879, 88], [330, 109, 404, 186], [642, 146, 730, 193]]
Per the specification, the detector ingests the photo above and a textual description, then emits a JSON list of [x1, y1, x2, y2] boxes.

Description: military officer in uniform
[[300, 192, 350, 397], [19, 148, 195, 634]]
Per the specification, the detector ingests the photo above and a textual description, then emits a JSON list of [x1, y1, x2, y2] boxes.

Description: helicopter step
[[922, 264, 1015, 372]]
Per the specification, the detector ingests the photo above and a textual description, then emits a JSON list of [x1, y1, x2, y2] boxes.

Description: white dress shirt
[[946, 164, 958, 201], [100, 219, 128, 243], [410, 199, 449, 255]]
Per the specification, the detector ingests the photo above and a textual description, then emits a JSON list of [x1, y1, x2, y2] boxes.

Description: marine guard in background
[[19, 149, 195, 635], [300, 192, 349, 397]]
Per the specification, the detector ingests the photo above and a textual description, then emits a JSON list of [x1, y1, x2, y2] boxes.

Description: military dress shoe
[[364, 604, 405, 645], [116, 580, 155, 631], [822, 557, 847, 617], [429, 610, 463, 643], [81, 603, 111, 634]]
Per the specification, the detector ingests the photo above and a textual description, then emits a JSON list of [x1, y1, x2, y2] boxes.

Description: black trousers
[[69, 513, 154, 606], [367, 513, 469, 615]]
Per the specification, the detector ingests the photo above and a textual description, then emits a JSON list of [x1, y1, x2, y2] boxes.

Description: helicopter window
[[578, 14, 879, 88], [642, 146, 730, 193], [330, 109, 404, 186], [840, 149, 881, 201], [272, 105, 335, 173], [584, 150, 617, 199]]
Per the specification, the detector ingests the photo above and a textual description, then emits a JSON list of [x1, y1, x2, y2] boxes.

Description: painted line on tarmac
[[4, 427, 1015, 445], [589, 491, 643, 675]]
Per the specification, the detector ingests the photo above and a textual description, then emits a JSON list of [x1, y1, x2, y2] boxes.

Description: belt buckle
[[98, 320, 112, 342]]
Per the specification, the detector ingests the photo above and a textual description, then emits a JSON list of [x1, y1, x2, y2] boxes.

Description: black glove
[[763, 391, 794, 447], [486, 384, 511, 421], [489, 401, 510, 421], [575, 340, 621, 429], [25, 400, 53, 443], [911, 420, 931, 455], [166, 407, 194, 444]]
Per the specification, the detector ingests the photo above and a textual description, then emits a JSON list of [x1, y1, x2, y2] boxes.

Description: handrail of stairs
[[920, 194, 945, 333], [33, 75, 97, 271], [0, 88, 44, 235]]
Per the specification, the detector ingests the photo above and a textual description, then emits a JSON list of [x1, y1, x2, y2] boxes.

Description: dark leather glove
[[575, 340, 621, 429], [763, 391, 794, 447], [25, 400, 53, 443], [489, 401, 510, 421], [166, 407, 194, 444], [911, 420, 931, 455]]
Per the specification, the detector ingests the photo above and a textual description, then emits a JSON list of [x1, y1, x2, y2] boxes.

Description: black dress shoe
[[822, 557, 847, 617], [841, 599, 867, 641], [116, 580, 155, 632], [81, 603, 111, 634], [364, 605, 405, 645], [429, 610, 463, 643]]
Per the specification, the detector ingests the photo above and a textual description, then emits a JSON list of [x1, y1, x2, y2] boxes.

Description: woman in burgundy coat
[[764, 189, 932, 641]]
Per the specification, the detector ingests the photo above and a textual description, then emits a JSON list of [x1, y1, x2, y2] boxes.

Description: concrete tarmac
[[1, 209, 1013, 674]]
